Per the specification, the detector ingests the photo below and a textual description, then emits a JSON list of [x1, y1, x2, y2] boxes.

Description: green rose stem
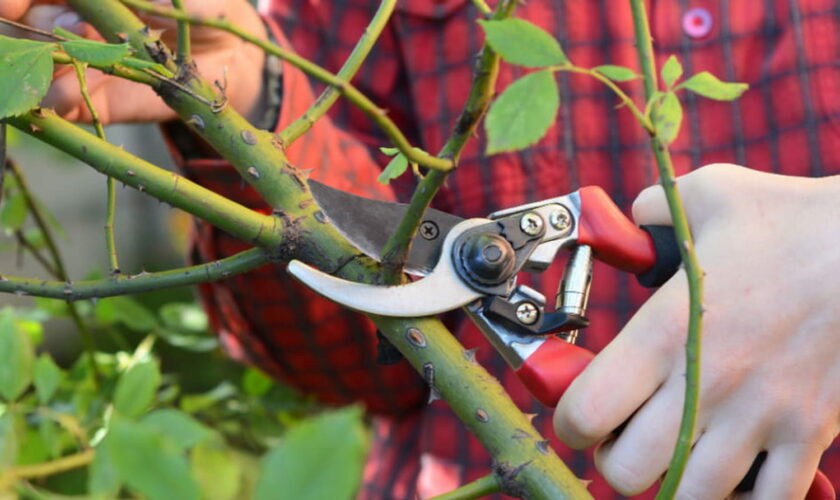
[[629, 1, 705, 498], [0, 247, 268, 300], [118, 0, 453, 172], [429, 474, 502, 500], [378, 0, 517, 283], [71, 61, 121, 275]]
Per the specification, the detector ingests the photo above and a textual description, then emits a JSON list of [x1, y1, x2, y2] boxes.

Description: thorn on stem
[[463, 348, 478, 363], [187, 114, 205, 130]]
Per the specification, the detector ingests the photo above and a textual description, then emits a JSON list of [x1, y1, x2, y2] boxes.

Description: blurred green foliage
[[0, 157, 369, 500]]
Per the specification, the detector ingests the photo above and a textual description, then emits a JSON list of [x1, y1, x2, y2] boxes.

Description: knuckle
[[599, 455, 651, 496], [554, 396, 608, 448]]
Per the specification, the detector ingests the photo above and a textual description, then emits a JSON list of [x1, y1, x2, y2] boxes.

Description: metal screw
[[515, 301, 539, 325], [419, 220, 440, 240], [549, 205, 572, 232], [519, 212, 544, 236]]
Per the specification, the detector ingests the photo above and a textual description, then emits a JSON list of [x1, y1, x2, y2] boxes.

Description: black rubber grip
[[636, 225, 681, 288]]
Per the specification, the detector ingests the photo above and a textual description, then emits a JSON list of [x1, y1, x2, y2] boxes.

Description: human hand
[[0, 0, 266, 123], [553, 164, 840, 498]]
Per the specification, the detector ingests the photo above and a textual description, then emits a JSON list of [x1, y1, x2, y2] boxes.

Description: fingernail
[[54, 11, 82, 32]]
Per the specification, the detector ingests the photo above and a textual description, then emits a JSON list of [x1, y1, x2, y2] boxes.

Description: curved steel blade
[[309, 180, 464, 275], [287, 219, 487, 317]]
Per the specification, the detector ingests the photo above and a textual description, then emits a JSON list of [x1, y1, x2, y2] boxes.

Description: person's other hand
[[0, 0, 266, 123], [553, 164, 840, 499]]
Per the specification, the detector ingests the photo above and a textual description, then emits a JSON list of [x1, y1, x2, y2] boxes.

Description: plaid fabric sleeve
[[165, 16, 427, 415]]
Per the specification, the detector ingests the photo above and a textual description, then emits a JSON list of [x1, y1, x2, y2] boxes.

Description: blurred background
[[2, 123, 183, 357]]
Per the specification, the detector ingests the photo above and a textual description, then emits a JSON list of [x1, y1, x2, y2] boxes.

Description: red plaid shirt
[[170, 0, 840, 497]]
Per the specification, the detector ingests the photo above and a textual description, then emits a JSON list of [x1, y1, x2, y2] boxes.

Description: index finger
[[553, 272, 687, 449]]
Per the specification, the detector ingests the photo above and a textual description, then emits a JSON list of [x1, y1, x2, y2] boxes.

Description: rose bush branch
[[280, 0, 398, 144], [429, 474, 502, 500], [71, 60, 121, 274], [8, 110, 282, 248], [117, 0, 452, 172], [24, 2, 589, 497], [629, 1, 705, 497], [0, 247, 268, 300], [378, 0, 516, 282]]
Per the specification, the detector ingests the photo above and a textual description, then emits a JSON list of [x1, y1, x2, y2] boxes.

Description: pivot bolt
[[419, 220, 440, 240], [515, 301, 540, 325], [519, 212, 544, 236], [549, 206, 572, 232]]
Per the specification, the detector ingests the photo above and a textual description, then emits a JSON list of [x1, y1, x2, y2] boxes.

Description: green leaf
[[60, 40, 130, 66], [105, 416, 201, 500], [113, 358, 160, 417], [593, 65, 639, 82], [89, 441, 122, 497], [242, 367, 274, 397], [34, 354, 63, 404], [0, 411, 19, 468], [661, 55, 683, 88], [141, 409, 212, 451], [157, 303, 217, 352], [0, 309, 35, 402], [191, 440, 242, 500], [478, 19, 567, 67], [654, 91, 683, 145], [485, 70, 559, 154], [159, 303, 207, 332], [180, 382, 237, 414], [378, 147, 399, 156], [376, 154, 408, 184], [38, 418, 61, 460], [95, 296, 158, 332], [1, 191, 28, 231], [18, 427, 50, 465], [254, 407, 368, 500], [0, 35, 55, 118], [678, 71, 749, 100]]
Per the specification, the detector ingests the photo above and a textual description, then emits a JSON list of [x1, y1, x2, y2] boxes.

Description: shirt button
[[682, 7, 713, 39]]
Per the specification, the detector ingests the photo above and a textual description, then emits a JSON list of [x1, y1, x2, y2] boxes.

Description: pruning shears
[[288, 181, 681, 407], [288, 181, 834, 497]]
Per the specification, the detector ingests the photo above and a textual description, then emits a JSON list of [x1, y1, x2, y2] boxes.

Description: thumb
[[632, 163, 747, 227], [631, 182, 671, 226]]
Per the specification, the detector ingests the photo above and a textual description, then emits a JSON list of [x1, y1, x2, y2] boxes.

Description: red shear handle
[[514, 336, 595, 407], [808, 470, 835, 500], [578, 186, 657, 274]]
